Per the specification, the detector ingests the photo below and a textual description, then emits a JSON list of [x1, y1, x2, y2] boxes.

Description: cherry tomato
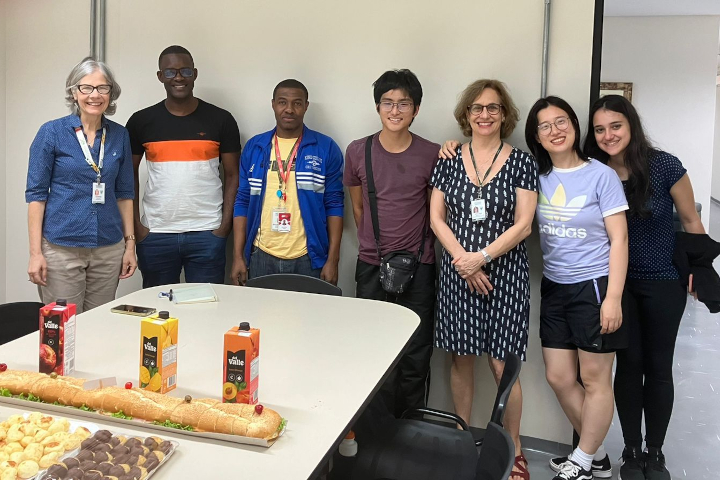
[[255, 404, 263, 414], [0, 364, 7, 372], [125, 382, 132, 389]]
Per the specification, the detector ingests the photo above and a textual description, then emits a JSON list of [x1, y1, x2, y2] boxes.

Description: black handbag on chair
[[364, 136, 426, 295]]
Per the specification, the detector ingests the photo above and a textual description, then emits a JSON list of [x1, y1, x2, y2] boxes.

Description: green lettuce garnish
[[27, 393, 41, 402], [0, 388, 12, 397], [152, 419, 193, 431], [277, 418, 288, 432], [111, 410, 132, 420], [79, 404, 93, 411]]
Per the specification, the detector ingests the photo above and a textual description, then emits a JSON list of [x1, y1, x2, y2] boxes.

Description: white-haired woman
[[26, 57, 136, 313]]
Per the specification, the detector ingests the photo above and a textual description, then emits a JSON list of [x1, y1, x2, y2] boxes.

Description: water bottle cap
[[345, 431, 355, 440], [158, 311, 170, 319], [56, 299, 67, 306], [239, 322, 251, 331]]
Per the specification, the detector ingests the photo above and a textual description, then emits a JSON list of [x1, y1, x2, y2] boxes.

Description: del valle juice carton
[[140, 311, 178, 393], [223, 322, 259, 404], [39, 299, 76, 375]]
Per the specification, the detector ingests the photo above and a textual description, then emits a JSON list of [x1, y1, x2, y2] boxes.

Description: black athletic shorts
[[540, 275, 628, 353]]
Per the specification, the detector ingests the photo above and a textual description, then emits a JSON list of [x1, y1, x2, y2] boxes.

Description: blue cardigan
[[234, 125, 344, 269]]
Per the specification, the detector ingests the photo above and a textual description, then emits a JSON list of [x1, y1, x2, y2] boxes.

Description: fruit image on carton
[[140, 311, 178, 394], [223, 322, 259, 405], [39, 299, 76, 376]]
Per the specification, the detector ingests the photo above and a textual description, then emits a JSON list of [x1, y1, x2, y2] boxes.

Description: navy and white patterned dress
[[430, 146, 538, 360]]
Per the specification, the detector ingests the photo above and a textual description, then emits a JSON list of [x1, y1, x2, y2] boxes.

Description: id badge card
[[272, 208, 291, 233], [471, 198, 486, 222], [92, 182, 105, 204]]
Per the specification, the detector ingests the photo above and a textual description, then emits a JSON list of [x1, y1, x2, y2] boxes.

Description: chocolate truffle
[[47, 464, 68, 477], [158, 441, 174, 455], [94, 451, 112, 463], [76, 450, 94, 462], [108, 465, 127, 477], [111, 445, 129, 457], [63, 457, 81, 470], [124, 438, 142, 450], [93, 443, 112, 454], [66, 467, 85, 480], [80, 460, 98, 472], [96, 462, 114, 474], [81, 438, 100, 450], [93, 430, 112, 442]]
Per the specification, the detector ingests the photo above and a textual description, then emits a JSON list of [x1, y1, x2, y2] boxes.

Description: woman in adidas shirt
[[584, 95, 704, 480], [525, 96, 628, 480]]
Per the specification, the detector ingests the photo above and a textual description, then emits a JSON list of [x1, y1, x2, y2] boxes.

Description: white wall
[[602, 16, 720, 228], [713, 82, 720, 201], [0, 1, 7, 304], [2, 0, 596, 444]]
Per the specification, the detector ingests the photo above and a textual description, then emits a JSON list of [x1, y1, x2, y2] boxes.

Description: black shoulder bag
[[365, 135, 426, 294]]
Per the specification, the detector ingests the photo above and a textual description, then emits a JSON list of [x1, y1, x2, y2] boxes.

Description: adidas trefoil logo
[[538, 183, 586, 221]]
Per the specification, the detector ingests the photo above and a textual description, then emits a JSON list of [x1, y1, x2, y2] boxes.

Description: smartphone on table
[[110, 305, 157, 317]]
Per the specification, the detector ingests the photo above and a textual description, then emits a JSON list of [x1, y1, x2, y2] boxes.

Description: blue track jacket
[[234, 125, 344, 270]]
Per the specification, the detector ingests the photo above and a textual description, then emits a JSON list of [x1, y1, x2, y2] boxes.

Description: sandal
[[511, 451, 530, 480]]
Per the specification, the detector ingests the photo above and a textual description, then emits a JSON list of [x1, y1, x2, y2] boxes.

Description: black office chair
[[346, 352, 522, 480], [475, 422, 515, 480], [245, 273, 342, 296], [350, 408, 478, 480], [475, 351, 521, 446], [0, 301, 44, 345]]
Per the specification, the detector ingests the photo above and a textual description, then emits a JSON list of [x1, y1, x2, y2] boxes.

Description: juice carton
[[39, 299, 76, 375], [140, 311, 178, 393], [222, 322, 259, 404]]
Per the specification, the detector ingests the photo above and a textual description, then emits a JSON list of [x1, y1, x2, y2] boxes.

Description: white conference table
[[0, 284, 420, 479]]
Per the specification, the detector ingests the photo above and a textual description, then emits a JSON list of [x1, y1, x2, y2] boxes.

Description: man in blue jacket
[[232, 79, 343, 285]]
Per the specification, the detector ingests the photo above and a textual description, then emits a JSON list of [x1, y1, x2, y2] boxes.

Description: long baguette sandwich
[[0, 369, 283, 440]]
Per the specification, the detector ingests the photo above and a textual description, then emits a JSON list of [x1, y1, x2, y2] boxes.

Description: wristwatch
[[124, 234, 136, 242], [480, 249, 493, 264]]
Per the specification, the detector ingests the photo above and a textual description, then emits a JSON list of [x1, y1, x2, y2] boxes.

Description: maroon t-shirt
[[344, 132, 440, 266]]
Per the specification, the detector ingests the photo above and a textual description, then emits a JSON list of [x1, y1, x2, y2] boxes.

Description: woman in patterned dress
[[430, 79, 538, 480]]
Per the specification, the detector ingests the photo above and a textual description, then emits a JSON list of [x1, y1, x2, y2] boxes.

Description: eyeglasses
[[161, 68, 194, 79], [467, 103, 503, 116], [76, 84, 112, 95], [537, 117, 570, 136], [378, 101, 414, 113]]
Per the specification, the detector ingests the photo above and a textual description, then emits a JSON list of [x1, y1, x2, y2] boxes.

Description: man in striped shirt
[[126, 45, 241, 287]]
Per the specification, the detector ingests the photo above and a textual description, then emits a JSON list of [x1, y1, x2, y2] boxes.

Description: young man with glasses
[[126, 45, 241, 287], [231, 79, 344, 285], [344, 70, 439, 428]]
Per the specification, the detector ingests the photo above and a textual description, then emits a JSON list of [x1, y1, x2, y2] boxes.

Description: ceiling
[[604, 0, 720, 17]]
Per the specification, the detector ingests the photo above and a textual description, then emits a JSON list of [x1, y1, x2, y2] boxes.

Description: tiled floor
[[525, 201, 720, 479]]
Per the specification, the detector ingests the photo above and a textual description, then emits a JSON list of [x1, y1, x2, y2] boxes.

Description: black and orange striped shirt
[[126, 99, 241, 232]]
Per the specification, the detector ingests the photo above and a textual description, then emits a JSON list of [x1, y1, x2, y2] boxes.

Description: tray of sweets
[[37, 430, 178, 480]]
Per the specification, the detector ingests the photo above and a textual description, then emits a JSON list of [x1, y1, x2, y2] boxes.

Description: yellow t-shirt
[[254, 136, 308, 259]]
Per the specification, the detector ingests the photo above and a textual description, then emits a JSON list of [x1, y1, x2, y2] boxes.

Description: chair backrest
[[0, 301, 44, 345], [246, 273, 342, 296], [490, 351, 521, 426], [475, 422, 515, 480], [351, 417, 478, 480]]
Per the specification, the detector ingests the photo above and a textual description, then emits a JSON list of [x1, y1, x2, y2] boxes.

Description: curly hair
[[454, 79, 519, 138]]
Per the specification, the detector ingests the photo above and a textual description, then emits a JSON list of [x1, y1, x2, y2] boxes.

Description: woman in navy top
[[26, 58, 136, 313], [584, 95, 704, 480]]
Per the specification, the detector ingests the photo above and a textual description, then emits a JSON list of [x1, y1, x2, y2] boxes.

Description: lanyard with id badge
[[271, 134, 301, 233], [469, 140, 503, 222], [75, 126, 106, 204]]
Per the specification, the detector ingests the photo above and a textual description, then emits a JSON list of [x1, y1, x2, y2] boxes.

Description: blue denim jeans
[[248, 247, 321, 279], [136, 230, 227, 288]]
